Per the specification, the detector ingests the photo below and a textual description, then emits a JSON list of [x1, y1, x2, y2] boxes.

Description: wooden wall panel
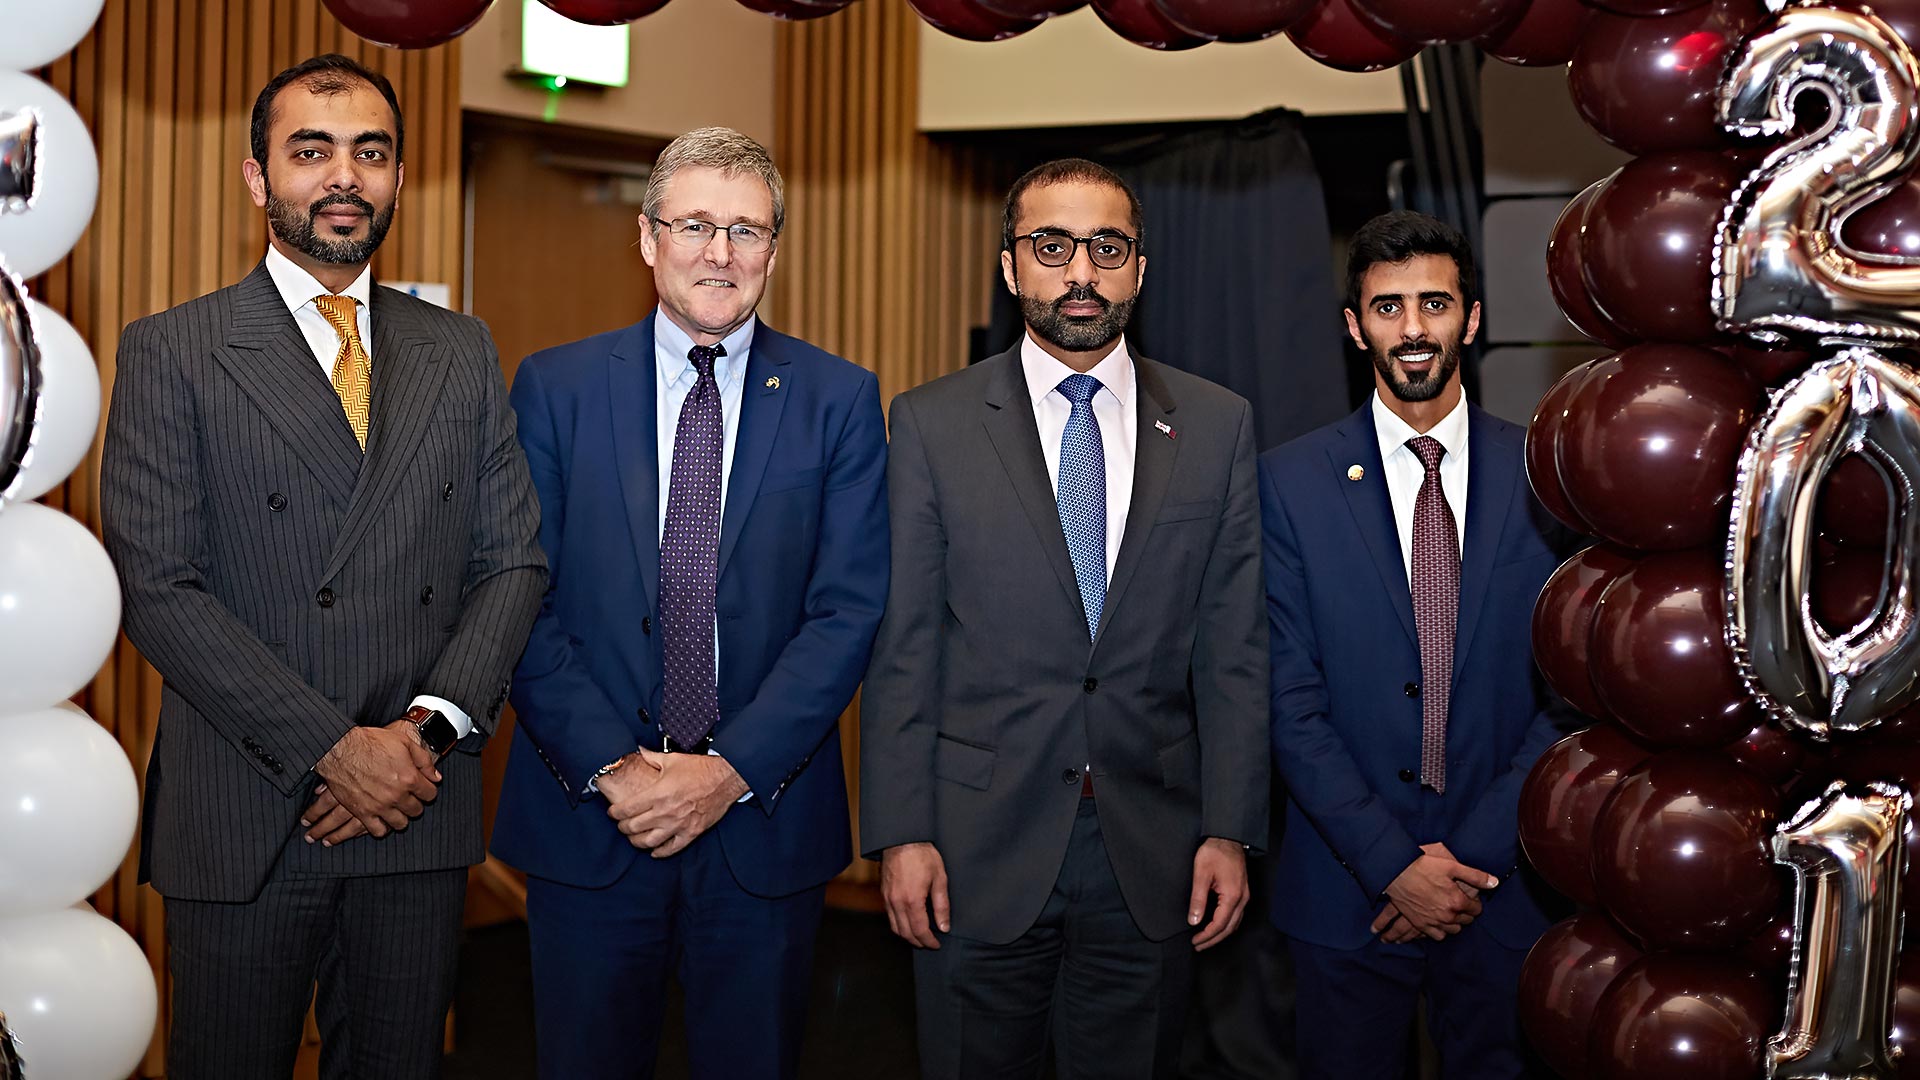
[[24, 3, 464, 1073]]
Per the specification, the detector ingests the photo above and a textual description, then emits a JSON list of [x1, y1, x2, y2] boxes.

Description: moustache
[[1054, 285, 1111, 311], [1390, 341, 1440, 359], [310, 192, 377, 218]]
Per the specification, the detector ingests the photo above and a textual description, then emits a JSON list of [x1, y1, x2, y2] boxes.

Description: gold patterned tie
[[314, 294, 371, 450]]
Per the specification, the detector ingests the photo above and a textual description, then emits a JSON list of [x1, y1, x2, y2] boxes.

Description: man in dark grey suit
[[861, 158, 1269, 1079], [100, 55, 544, 1080]]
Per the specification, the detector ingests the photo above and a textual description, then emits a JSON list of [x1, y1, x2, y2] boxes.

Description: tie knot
[[315, 294, 357, 335], [1058, 373, 1101, 406], [1407, 435, 1446, 474], [687, 343, 726, 378]]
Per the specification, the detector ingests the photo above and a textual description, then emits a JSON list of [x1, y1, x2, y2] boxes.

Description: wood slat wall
[[772, 0, 1013, 886], [25, 3, 463, 1073]]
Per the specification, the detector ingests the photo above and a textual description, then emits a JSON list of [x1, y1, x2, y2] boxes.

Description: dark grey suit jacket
[[101, 262, 547, 903], [860, 345, 1269, 945]]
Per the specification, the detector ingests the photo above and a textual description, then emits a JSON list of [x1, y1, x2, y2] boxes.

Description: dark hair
[[249, 54, 404, 169], [1002, 157, 1146, 256], [1344, 210, 1476, 313]]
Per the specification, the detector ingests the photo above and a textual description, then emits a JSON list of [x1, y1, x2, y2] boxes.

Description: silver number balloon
[[1716, 6, 1920, 343], [0, 108, 37, 214], [0, 262, 40, 512], [1769, 781, 1910, 1079]]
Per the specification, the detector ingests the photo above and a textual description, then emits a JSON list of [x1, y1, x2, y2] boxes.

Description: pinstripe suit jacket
[[101, 261, 547, 903]]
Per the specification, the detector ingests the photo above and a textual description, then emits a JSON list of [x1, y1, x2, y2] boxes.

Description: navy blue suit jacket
[[491, 314, 889, 899], [1259, 401, 1576, 950]]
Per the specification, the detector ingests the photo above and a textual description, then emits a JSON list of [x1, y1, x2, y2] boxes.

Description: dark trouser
[[1287, 923, 1543, 1080], [523, 832, 826, 1080], [164, 866, 467, 1080], [914, 799, 1194, 1080]]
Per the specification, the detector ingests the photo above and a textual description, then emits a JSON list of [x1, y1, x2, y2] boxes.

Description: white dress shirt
[[1020, 333, 1138, 584], [1371, 390, 1470, 588], [261, 246, 475, 740]]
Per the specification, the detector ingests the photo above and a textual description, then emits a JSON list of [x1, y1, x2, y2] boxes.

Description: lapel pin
[[1348, 464, 1365, 482], [765, 376, 780, 390], [1154, 419, 1175, 440]]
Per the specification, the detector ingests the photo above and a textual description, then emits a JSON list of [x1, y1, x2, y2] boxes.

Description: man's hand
[[1189, 838, 1249, 952], [595, 751, 661, 805], [606, 750, 748, 858], [880, 842, 950, 949], [1379, 842, 1496, 942], [307, 720, 440, 842]]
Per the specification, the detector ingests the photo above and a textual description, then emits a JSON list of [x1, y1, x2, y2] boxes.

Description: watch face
[[418, 712, 458, 756]]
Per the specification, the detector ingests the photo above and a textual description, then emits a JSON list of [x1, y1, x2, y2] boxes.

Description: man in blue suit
[[1260, 211, 1573, 1078], [492, 127, 889, 1080]]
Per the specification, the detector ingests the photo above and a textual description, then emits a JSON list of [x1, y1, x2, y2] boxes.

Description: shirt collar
[[264, 244, 372, 315], [655, 308, 756, 386], [1372, 389, 1469, 465], [1019, 332, 1134, 409]]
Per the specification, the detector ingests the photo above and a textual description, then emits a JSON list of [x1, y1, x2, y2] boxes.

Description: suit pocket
[[934, 733, 995, 791], [761, 465, 824, 494], [1159, 732, 1199, 790], [1155, 497, 1222, 524]]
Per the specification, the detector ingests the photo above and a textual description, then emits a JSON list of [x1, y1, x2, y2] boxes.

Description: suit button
[[442, 482, 454, 501], [1083, 677, 1098, 694], [642, 616, 651, 635], [638, 708, 653, 726], [267, 492, 286, 512], [1404, 682, 1420, 698], [1063, 768, 1081, 786], [1398, 768, 1416, 783], [316, 588, 335, 608], [420, 585, 434, 605]]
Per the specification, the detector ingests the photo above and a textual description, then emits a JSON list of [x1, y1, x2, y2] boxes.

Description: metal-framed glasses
[[650, 216, 777, 254], [1021, 229, 1137, 270]]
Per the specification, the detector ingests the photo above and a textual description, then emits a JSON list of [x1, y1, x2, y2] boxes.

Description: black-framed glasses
[[1021, 229, 1137, 270], [649, 216, 777, 253]]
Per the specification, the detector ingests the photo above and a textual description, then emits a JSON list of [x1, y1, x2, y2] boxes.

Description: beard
[[1021, 281, 1137, 353], [1366, 331, 1463, 404], [264, 182, 394, 266]]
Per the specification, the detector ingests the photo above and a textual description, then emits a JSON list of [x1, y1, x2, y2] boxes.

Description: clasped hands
[[302, 719, 441, 846], [598, 749, 749, 859], [1371, 842, 1502, 944]]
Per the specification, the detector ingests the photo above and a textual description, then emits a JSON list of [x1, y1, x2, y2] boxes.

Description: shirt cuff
[[409, 694, 473, 739]]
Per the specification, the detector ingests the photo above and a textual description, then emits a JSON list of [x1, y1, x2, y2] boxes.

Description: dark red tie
[[1407, 435, 1456, 794]]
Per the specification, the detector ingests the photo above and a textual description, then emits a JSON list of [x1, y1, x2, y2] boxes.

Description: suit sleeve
[[857, 392, 944, 856], [1262, 455, 1422, 898], [1193, 401, 1270, 851], [100, 317, 352, 796], [505, 358, 647, 802], [414, 327, 548, 749], [715, 368, 890, 815]]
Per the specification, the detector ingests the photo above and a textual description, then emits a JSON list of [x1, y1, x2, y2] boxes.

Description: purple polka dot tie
[[1407, 435, 1456, 795], [661, 343, 725, 747]]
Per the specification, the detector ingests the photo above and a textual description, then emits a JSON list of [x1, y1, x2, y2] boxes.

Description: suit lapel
[[607, 316, 661, 615], [718, 329, 792, 580], [981, 349, 1086, 627], [215, 263, 362, 509], [321, 287, 449, 582], [1093, 356, 1178, 655], [1453, 406, 1519, 678], [1330, 406, 1418, 649]]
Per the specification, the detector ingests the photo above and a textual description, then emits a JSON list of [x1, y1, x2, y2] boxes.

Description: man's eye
[[682, 221, 711, 235], [1378, 303, 1400, 316], [1038, 241, 1066, 255]]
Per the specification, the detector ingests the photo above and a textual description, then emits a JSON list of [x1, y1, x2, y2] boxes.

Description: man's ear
[[243, 159, 268, 210], [1344, 308, 1366, 351], [1463, 300, 1482, 345], [1001, 248, 1017, 296]]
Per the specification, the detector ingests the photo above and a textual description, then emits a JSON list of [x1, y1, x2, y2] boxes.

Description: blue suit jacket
[[1259, 401, 1576, 950], [490, 314, 889, 898]]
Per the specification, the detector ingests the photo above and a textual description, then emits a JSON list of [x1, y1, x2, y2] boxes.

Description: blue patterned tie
[[1055, 373, 1106, 640], [660, 343, 726, 746]]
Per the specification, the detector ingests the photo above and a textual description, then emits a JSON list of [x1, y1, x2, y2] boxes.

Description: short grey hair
[[641, 126, 786, 236]]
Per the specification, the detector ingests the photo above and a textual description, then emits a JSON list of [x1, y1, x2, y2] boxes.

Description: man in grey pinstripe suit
[[99, 55, 545, 1080]]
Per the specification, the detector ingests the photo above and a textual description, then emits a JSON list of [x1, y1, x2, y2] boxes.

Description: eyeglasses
[[1020, 229, 1137, 270], [649, 216, 777, 254]]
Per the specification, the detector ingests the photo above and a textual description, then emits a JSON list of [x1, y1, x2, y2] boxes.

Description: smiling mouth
[[695, 278, 735, 289], [1395, 349, 1437, 369]]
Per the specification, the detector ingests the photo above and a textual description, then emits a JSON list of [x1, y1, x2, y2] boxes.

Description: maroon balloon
[[1582, 0, 1709, 15], [1285, 0, 1421, 72], [1519, 913, 1645, 1080], [536, 0, 672, 22], [1721, 339, 1815, 387], [1093, 0, 1213, 47], [1555, 344, 1759, 550], [1833, 0, 1920, 52], [1569, 0, 1762, 155], [1720, 719, 1808, 787], [1841, 177, 1920, 260], [907, 0, 1044, 38], [1526, 361, 1601, 535], [1350, 0, 1525, 43], [1811, 538, 1887, 633], [1587, 953, 1775, 1080], [1591, 750, 1783, 950], [1818, 452, 1893, 548], [1149, 0, 1310, 39], [1548, 180, 1633, 348], [1890, 950, 1920, 1076], [1583, 152, 1744, 344], [1533, 543, 1637, 718], [1738, 912, 1795, 982], [321, 0, 495, 48], [1519, 723, 1655, 904], [735, 0, 855, 17], [1479, 0, 1593, 66], [1590, 550, 1758, 748]]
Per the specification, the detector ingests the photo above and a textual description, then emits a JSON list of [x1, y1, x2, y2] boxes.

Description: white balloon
[[0, 702, 137, 915], [0, 905, 156, 1080], [0, 0, 105, 71], [0, 501, 118, 713], [11, 301, 96, 501], [0, 72, 97, 279]]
